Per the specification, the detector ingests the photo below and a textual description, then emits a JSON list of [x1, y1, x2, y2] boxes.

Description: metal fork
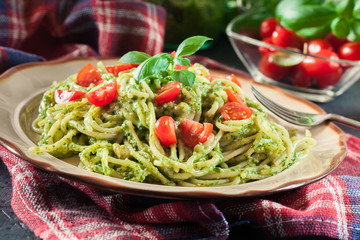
[[251, 86, 360, 130]]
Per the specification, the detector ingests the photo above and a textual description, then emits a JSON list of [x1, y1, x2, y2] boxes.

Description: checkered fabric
[[0, 1, 359, 239]]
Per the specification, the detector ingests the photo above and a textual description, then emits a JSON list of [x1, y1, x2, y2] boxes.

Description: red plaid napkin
[[1, 1, 360, 239]]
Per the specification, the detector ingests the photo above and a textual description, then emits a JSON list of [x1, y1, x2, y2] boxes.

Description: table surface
[[1, 35, 359, 239]]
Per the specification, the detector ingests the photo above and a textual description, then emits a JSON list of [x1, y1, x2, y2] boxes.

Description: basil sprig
[[118, 35, 212, 87], [275, 0, 360, 40]]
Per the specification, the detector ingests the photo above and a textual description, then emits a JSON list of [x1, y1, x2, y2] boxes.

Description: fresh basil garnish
[[118, 51, 151, 64], [175, 36, 212, 57], [133, 53, 172, 81], [171, 70, 196, 87]]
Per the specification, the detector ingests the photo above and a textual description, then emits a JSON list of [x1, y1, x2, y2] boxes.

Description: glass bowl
[[226, 14, 360, 102]]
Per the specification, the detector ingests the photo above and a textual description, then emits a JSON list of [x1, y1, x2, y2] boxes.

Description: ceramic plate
[[0, 57, 347, 199]]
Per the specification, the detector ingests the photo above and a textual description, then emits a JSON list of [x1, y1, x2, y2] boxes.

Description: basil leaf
[[336, 0, 354, 18], [331, 17, 350, 39], [133, 53, 172, 82], [175, 36, 212, 57], [171, 70, 195, 87], [354, 0, 360, 19], [347, 20, 360, 41], [174, 57, 191, 67], [296, 25, 330, 39], [118, 51, 151, 64]]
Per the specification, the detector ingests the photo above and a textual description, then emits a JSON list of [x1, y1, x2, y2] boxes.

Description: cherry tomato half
[[174, 64, 189, 70], [105, 63, 138, 77], [260, 18, 280, 38], [179, 119, 213, 148], [54, 90, 86, 104], [86, 81, 117, 106], [76, 63, 103, 87], [155, 81, 181, 106], [259, 53, 291, 81], [155, 116, 177, 147], [225, 89, 245, 105], [308, 39, 332, 55], [220, 102, 253, 121], [272, 28, 304, 50], [339, 42, 360, 61], [226, 74, 242, 87], [299, 49, 340, 77]]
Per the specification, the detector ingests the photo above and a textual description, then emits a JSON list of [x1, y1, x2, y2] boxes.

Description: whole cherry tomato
[[289, 66, 313, 88], [76, 63, 103, 87], [308, 39, 332, 55], [315, 67, 343, 89], [86, 81, 117, 106], [258, 37, 276, 56], [271, 28, 304, 50], [220, 102, 253, 121], [258, 53, 291, 81], [179, 119, 213, 148], [339, 42, 360, 61], [155, 81, 181, 106], [54, 90, 86, 104], [260, 18, 280, 38], [155, 116, 177, 147], [325, 33, 348, 52], [299, 49, 340, 77]]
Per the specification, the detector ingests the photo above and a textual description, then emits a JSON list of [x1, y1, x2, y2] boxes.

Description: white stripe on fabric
[[262, 200, 277, 236], [272, 202, 286, 237]]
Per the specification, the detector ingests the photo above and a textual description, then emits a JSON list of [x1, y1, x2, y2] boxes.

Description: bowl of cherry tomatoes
[[226, 8, 360, 102]]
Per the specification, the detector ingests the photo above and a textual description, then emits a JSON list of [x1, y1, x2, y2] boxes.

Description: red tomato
[[272, 28, 304, 50], [179, 119, 213, 148], [226, 74, 242, 87], [86, 81, 117, 106], [174, 65, 189, 70], [259, 53, 291, 81], [220, 102, 253, 121], [76, 63, 103, 87], [105, 63, 138, 77], [289, 66, 313, 88], [54, 90, 86, 104], [325, 33, 348, 52], [225, 89, 245, 104], [155, 116, 177, 147], [308, 39, 332, 55], [260, 18, 280, 38], [299, 49, 340, 77], [258, 37, 276, 56], [206, 75, 220, 82], [339, 42, 360, 61], [155, 81, 181, 106], [315, 67, 343, 89]]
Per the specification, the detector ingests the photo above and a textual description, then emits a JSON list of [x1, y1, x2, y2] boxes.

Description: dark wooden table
[[1, 35, 359, 239]]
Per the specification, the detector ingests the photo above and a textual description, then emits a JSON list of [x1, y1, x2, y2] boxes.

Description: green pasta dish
[[30, 36, 315, 186]]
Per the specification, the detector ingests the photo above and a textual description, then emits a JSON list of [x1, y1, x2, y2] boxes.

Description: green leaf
[[296, 25, 330, 39], [133, 53, 172, 82], [175, 36, 212, 57], [354, 0, 360, 19], [118, 51, 151, 64], [173, 57, 191, 67], [336, 0, 354, 18], [347, 20, 360, 41], [171, 70, 195, 87], [331, 17, 350, 39]]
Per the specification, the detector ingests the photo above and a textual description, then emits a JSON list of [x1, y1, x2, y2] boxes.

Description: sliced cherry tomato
[[289, 66, 313, 88], [258, 37, 276, 56], [260, 18, 280, 38], [339, 42, 360, 61], [86, 81, 117, 106], [155, 81, 181, 106], [155, 116, 177, 147], [299, 49, 340, 77], [179, 119, 213, 148], [220, 102, 253, 121], [206, 75, 220, 82], [54, 90, 86, 104], [225, 89, 245, 104], [76, 63, 103, 87], [259, 53, 291, 81], [174, 64, 189, 70], [105, 63, 138, 77], [325, 33, 348, 52], [315, 67, 343, 89], [272, 28, 304, 50], [170, 51, 176, 57], [308, 39, 332, 55], [226, 74, 242, 87]]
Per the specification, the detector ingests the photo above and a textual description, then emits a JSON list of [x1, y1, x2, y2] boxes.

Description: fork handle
[[328, 113, 360, 130]]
